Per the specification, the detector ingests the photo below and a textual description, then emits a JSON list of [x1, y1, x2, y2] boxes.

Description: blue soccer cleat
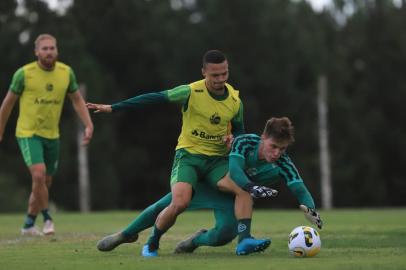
[[142, 244, 158, 257], [236, 237, 271, 256]]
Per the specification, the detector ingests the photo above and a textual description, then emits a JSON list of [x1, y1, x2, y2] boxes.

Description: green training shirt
[[229, 134, 315, 208], [111, 83, 245, 154], [9, 61, 78, 139]]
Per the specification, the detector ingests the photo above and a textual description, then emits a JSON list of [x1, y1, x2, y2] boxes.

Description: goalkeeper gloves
[[244, 183, 278, 199], [300, 204, 323, 229]]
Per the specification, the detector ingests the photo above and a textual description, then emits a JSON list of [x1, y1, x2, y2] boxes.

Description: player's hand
[[223, 134, 234, 151], [82, 125, 94, 146], [86, 103, 112, 113], [300, 205, 323, 229], [245, 183, 278, 199]]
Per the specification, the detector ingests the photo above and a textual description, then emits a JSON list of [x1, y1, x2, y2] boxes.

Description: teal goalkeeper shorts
[[17, 135, 60, 175], [170, 148, 228, 189]]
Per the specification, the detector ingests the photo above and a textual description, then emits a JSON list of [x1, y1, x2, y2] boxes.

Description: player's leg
[[142, 149, 197, 256], [175, 206, 237, 253], [41, 175, 55, 235], [25, 164, 47, 236], [17, 136, 47, 236], [209, 160, 271, 255], [124, 193, 172, 236], [174, 170, 238, 253], [97, 193, 172, 252], [217, 173, 254, 241], [143, 182, 192, 256], [205, 158, 254, 241], [41, 137, 59, 235], [194, 208, 237, 247], [217, 174, 271, 255]]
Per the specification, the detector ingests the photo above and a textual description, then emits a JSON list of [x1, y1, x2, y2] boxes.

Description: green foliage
[[0, 209, 405, 269], [1, 0, 406, 210]]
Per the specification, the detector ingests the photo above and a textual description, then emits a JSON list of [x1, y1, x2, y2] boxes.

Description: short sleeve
[[68, 68, 79, 93], [9, 68, 25, 95], [166, 85, 191, 104]]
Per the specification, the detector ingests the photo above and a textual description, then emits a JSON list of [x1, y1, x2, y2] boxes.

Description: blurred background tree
[[0, 0, 405, 212]]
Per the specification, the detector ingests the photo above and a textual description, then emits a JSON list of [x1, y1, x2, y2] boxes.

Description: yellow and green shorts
[[170, 148, 228, 189], [17, 135, 60, 175]]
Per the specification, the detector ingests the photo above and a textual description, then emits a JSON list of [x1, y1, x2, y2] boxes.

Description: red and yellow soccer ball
[[288, 226, 321, 257]]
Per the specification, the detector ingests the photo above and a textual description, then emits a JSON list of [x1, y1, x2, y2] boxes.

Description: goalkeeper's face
[[260, 136, 290, 163]]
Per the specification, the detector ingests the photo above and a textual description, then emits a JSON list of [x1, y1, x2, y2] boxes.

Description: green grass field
[[1, 208, 405, 270]]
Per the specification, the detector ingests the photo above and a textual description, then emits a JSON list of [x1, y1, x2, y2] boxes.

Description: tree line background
[[1, 0, 405, 212]]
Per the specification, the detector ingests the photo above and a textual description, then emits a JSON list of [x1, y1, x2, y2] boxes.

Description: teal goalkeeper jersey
[[229, 134, 315, 208]]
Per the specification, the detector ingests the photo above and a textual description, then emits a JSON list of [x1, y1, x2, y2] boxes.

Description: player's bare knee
[[169, 201, 188, 214], [31, 170, 46, 184], [45, 176, 53, 188]]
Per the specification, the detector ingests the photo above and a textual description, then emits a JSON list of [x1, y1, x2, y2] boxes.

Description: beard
[[39, 55, 57, 69]]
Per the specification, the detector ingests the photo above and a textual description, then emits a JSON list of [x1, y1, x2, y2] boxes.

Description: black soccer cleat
[[174, 229, 208, 254], [97, 232, 139, 252]]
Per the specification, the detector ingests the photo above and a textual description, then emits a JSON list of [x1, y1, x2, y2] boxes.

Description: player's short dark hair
[[203, 50, 227, 67], [263, 117, 295, 144]]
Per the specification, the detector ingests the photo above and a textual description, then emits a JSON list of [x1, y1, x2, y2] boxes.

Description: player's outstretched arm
[[86, 103, 113, 113], [0, 91, 19, 142], [300, 204, 323, 229]]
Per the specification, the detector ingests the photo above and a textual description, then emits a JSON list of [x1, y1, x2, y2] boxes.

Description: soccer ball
[[288, 226, 321, 257]]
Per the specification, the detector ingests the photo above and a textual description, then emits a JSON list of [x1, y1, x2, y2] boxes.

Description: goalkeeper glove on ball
[[300, 204, 323, 229]]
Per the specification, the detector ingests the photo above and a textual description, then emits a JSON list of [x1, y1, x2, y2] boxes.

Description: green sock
[[122, 194, 172, 238], [23, 214, 37, 229], [41, 209, 52, 222], [237, 219, 252, 242], [191, 230, 212, 247], [146, 225, 166, 251], [123, 207, 160, 237], [122, 208, 154, 238]]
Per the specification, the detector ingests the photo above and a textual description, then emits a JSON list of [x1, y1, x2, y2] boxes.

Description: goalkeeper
[[96, 117, 322, 255], [210, 116, 323, 255], [176, 116, 322, 255]]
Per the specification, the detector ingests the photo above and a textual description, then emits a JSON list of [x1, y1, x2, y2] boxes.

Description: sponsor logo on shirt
[[246, 168, 258, 177], [34, 98, 61, 105], [210, 112, 221, 125], [194, 89, 204, 92], [191, 129, 223, 141], [45, 83, 54, 91]]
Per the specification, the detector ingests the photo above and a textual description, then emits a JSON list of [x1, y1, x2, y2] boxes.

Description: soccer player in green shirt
[[95, 117, 323, 256], [87, 50, 268, 256], [220, 116, 323, 255], [0, 34, 94, 236]]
